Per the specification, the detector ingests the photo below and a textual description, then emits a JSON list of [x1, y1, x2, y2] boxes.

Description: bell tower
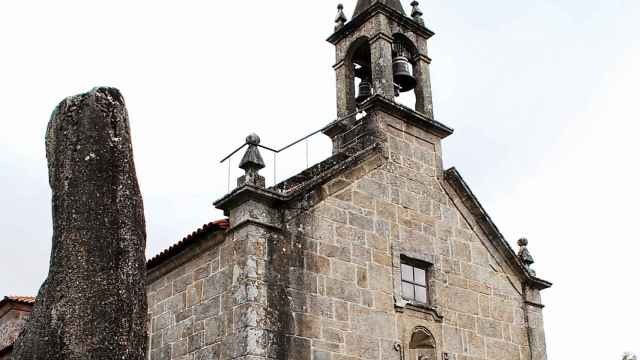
[[328, 0, 436, 119]]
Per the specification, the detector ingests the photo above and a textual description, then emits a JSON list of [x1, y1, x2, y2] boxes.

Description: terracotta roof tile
[[146, 219, 228, 270], [1, 296, 35, 306]]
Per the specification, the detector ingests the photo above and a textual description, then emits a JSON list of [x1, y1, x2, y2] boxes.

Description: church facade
[[145, 1, 551, 359], [1, 1, 551, 359]]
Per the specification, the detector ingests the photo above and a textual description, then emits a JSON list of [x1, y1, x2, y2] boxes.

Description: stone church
[[1, 0, 551, 359]]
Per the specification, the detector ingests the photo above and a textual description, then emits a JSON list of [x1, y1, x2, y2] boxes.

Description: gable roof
[[444, 167, 552, 290]]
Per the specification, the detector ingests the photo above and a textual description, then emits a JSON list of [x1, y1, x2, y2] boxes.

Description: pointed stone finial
[[335, 4, 347, 31], [517, 238, 536, 275], [411, 1, 425, 26], [238, 133, 266, 187], [353, 0, 405, 18]]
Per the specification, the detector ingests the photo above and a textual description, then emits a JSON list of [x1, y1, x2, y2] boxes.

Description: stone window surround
[[392, 247, 443, 321]]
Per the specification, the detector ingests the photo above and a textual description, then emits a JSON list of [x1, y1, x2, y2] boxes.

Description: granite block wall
[[145, 110, 547, 360], [146, 232, 232, 360], [279, 112, 544, 360]]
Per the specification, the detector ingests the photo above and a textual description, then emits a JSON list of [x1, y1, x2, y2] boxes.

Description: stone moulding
[[357, 94, 453, 138], [394, 302, 444, 322], [525, 300, 546, 309], [214, 184, 287, 217]]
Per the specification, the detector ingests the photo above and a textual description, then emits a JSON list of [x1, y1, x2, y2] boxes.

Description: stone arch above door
[[408, 327, 437, 360]]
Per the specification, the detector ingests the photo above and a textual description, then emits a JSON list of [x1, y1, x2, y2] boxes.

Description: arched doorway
[[407, 327, 437, 360]]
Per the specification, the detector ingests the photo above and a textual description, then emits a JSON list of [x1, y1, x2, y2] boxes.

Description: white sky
[[1, 0, 638, 358]]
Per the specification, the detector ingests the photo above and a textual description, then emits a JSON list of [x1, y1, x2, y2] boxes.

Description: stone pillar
[[524, 287, 548, 360], [518, 238, 547, 359], [370, 33, 395, 100], [12, 87, 147, 360], [222, 205, 280, 359], [413, 54, 434, 118], [215, 135, 291, 359], [334, 60, 356, 119]]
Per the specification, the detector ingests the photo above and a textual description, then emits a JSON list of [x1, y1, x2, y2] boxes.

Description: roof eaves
[[146, 219, 229, 270]]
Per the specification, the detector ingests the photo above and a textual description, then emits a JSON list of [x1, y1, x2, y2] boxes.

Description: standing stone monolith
[[11, 87, 147, 359]]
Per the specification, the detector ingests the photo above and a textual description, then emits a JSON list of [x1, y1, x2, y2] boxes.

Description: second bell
[[392, 55, 417, 93]]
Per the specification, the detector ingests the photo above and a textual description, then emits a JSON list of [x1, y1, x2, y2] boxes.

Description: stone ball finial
[[518, 238, 529, 247], [338, 3, 344, 10], [246, 133, 260, 145]]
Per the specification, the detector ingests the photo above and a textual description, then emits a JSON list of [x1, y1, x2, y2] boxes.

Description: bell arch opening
[[408, 327, 437, 360], [346, 36, 373, 112], [392, 33, 418, 110]]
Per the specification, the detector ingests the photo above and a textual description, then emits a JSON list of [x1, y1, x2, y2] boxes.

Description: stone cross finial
[[410, 1, 425, 26], [517, 238, 536, 275], [238, 133, 266, 188], [335, 4, 347, 31]]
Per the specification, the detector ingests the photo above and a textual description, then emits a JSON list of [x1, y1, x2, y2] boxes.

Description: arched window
[[408, 327, 436, 360]]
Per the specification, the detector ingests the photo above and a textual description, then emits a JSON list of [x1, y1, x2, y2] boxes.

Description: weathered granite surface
[[12, 87, 147, 360]]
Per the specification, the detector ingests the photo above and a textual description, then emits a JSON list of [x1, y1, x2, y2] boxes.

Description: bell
[[356, 79, 372, 103], [392, 55, 417, 93]]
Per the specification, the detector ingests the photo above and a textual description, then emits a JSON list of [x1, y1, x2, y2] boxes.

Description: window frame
[[400, 256, 431, 306]]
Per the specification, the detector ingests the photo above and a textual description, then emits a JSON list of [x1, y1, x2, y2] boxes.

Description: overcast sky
[[1, 0, 638, 358]]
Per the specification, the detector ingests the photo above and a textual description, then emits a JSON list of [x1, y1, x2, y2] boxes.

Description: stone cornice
[[414, 53, 433, 64], [214, 184, 286, 216], [395, 303, 444, 322], [327, 3, 435, 45], [226, 218, 283, 233], [358, 95, 453, 139], [525, 300, 546, 309]]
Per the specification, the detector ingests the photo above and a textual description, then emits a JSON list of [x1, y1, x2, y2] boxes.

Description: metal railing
[[220, 109, 366, 192]]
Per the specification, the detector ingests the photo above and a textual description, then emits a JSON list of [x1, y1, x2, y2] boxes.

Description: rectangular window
[[401, 257, 429, 305]]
